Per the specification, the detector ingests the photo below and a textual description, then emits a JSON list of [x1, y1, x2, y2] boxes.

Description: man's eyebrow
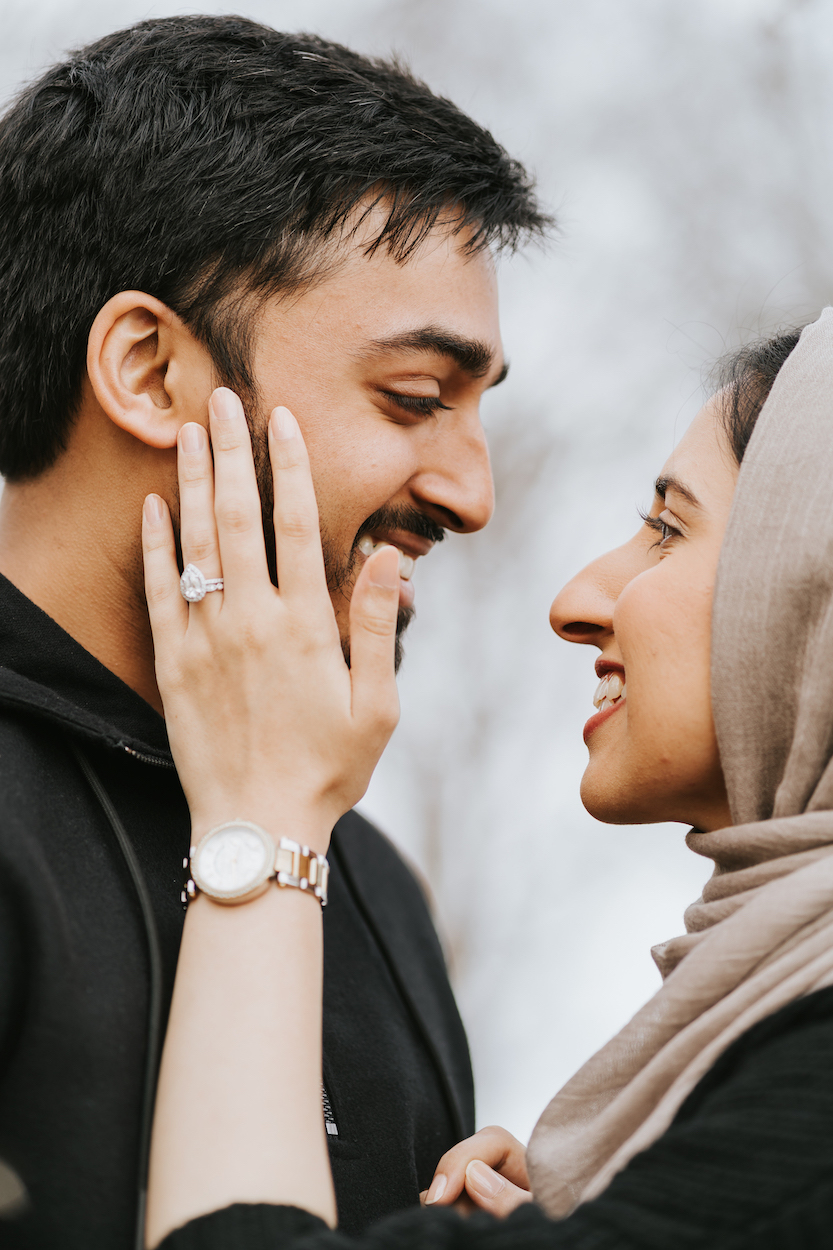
[[364, 326, 503, 381], [654, 475, 702, 508]]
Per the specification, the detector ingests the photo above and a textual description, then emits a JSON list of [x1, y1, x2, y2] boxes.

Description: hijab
[[527, 306, 833, 1217]]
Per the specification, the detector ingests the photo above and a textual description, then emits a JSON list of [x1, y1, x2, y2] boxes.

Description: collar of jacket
[[0, 573, 172, 765]]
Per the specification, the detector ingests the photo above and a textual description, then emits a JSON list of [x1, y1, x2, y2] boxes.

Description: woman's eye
[[640, 510, 683, 550], [382, 391, 451, 417]]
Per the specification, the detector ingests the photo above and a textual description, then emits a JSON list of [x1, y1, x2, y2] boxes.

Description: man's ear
[[86, 291, 214, 449]]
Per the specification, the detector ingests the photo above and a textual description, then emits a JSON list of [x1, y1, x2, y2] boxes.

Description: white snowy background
[[3, 0, 833, 1142]]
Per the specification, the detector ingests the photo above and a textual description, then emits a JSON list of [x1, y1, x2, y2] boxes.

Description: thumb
[[464, 1161, 534, 1217], [348, 545, 400, 735]]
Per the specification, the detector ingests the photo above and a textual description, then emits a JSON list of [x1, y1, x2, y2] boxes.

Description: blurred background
[[3, 0, 833, 1142]]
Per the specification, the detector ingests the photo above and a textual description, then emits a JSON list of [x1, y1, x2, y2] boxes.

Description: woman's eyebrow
[[654, 475, 702, 508]]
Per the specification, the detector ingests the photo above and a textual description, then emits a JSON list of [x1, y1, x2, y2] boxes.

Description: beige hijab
[[527, 307, 833, 1218]]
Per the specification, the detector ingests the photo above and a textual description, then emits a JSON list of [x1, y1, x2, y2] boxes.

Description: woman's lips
[[584, 671, 627, 743], [583, 697, 625, 743]]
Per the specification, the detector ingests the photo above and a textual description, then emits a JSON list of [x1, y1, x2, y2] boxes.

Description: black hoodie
[[0, 575, 474, 1249]]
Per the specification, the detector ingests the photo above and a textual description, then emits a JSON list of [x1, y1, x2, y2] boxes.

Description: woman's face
[[549, 396, 738, 832]]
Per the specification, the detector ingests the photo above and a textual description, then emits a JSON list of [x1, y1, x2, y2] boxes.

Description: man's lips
[[366, 528, 435, 560], [356, 528, 435, 610]]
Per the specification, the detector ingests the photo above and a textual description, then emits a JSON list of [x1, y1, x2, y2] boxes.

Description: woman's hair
[[716, 329, 804, 463]]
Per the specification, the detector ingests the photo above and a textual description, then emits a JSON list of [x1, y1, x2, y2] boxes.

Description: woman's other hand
[[142, 387, 400, 849], [421, 1125, 534, 1218]]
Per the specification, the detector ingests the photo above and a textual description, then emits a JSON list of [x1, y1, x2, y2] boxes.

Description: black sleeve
[[158, 990, 833, 1250]]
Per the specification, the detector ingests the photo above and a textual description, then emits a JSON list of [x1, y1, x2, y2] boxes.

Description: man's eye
[[382, 392, 451, 416]]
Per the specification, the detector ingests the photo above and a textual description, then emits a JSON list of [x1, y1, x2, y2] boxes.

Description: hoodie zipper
[[120, 743, 175, 768]]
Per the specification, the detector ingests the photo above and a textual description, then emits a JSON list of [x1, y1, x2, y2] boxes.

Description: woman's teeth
[[357, 535, 415, 580], [592, 672, 626, 712]]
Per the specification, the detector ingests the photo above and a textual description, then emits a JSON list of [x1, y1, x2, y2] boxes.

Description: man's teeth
[[592, 672, 627, 712], [357, 536, 415, 581]]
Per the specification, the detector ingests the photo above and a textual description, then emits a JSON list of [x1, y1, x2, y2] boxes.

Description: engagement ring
[[180, 563, 224, 602]]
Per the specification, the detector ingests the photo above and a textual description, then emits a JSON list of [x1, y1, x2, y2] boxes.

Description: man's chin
[[341, 606, 415, 674]]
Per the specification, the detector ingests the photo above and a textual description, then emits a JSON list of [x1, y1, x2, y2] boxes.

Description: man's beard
[[251, 425, 444, 673]]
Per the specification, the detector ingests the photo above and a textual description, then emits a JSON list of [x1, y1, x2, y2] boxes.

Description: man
[[0, 15, 547, 1248]]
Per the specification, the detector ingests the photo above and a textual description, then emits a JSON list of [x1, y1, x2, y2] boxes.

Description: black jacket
[[162, 982, 833, 1250], [0, 575, 474, 1249]]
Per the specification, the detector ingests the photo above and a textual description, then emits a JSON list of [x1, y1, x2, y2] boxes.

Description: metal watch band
[[274, 837, 329, 905], [182, 833, 329, 908]]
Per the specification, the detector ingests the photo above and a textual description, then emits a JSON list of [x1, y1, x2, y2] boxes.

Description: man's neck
[[0, 471, 163, 714]]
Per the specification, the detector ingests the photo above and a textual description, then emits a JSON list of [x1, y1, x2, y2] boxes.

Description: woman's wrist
[[188, 800, 336, 857]]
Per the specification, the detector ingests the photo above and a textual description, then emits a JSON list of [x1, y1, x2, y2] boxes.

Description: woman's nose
[[549, 537, 645, 645], [549, 554, 616, 645]]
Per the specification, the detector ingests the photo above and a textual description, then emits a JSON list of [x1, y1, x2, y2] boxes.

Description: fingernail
[[211, 387, 240, 420], [367, 546, 400, 590], [144, 494, 164, 526], [466, 1161, 504, 1199], [179, 423, 206, 453], [424, 1174, 446, 1205], [270, 406, 298, 440]]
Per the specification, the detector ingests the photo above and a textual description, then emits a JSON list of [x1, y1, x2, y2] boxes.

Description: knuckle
[[146, 579, 174, 609], [359, 610, 396, 638], [277, 510, 316, 542], [224, 612, 270, 654], [179, 457, 211, 485], [186, 532, 217, 563], [215, 500, 256, 535], [379, 694, 400, 729], [143, 529, 171, 554], [274, 450, 305, 472], [212, 426, 248, 454]]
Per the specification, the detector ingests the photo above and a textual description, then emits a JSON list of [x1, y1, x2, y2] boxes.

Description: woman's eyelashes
[[381, 391, 451, 418], [640, 508, 684, 551]]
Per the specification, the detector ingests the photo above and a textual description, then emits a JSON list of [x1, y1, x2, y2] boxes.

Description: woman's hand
[[421, 1126, 533, 1218], [142, 387, 401, 849], [144, 388, 400, 1247]]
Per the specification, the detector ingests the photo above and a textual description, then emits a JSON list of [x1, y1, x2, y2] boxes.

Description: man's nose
[[410, 415, 494, 534]]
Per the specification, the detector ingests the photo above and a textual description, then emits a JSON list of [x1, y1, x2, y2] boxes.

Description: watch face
[[192, 823, 274, 899]]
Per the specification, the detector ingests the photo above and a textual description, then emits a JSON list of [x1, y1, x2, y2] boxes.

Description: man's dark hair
[[715, 328, 804, 464], [0, 14, 550, 480]]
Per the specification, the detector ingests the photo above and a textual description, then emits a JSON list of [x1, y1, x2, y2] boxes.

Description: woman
[[145, 310, 833, 1249]]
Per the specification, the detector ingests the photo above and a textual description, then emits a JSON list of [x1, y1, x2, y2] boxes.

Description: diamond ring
[[180, 563, 224, 602]]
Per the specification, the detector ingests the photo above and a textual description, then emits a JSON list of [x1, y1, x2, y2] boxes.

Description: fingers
[[464, 1162, 534, 1217], [267, 406, 329, 607], [177, 422, 222, 586], [347, 546, 400, 736], [143, 494, 187, 644], [423, 1126, 530, 1207], [208, 388, 270, 597]]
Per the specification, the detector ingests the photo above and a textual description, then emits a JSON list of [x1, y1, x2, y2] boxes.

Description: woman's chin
[[579, 768, 653, 826]]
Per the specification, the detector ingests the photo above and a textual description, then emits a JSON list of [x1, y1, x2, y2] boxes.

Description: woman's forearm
[[141, 395, 400, 1247], [145, 881, 337, 1248]]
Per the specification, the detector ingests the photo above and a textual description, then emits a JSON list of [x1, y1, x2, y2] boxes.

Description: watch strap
[[182, 832, 329, 907]]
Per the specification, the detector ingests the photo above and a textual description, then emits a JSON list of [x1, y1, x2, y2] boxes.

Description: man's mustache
[[353, 505, 447, 549]]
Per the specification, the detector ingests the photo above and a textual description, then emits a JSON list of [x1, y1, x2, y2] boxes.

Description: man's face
[[247, 226, 503, 665]]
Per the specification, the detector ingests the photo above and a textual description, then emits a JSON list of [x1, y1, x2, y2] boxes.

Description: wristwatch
[[182, 820, 329, 907]]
